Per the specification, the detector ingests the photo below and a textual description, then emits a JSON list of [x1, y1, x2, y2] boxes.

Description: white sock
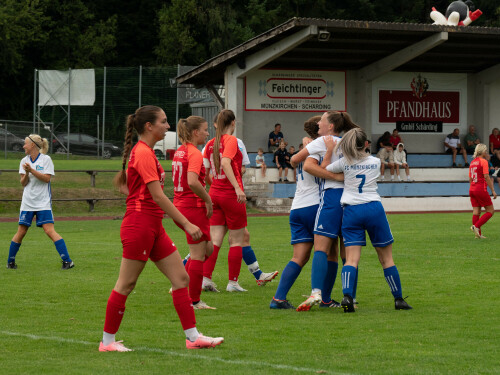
[[311, 288, 321, 294], [185, 327, 200, 342], [102, 332, 115, 346], [247, 261, 260, 274]]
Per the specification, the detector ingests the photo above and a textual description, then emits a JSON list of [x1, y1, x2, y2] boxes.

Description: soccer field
[[0, 214, 498, 374]]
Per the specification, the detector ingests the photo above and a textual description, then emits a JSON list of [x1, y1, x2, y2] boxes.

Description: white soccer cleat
[[256, 271, 279, 286], [99, 340, 133, 352], [202, 277, 220, 292], [296, 291, 322, 312], [186, 334, 224, 349], [193, 300, 216, 310], [226, 281, 247, 292], [471, 225, 481, 239]]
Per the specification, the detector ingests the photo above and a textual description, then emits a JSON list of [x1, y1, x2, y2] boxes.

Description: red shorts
[[174, 206, 211, 244], [210, 192, 247, 230], [121, 211, 177, 262], [469, 189, 493, 208]]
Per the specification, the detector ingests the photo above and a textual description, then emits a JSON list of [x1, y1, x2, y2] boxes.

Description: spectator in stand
[[489, 128, 500, 153], [255, 148, 267, 178], [274, 141, 291, 182], [389, 129, 403, 150], [444, 128, 469, 168], [393, 143, 412, 182], [464, 125, 481, 154], [490, 149, 500, 187], [377, 142, 395, 181], [375, 131, 391, 152], [268, 123, 287, 153]]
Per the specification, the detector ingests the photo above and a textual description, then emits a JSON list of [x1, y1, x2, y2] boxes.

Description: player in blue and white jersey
[[6, 134, 74, 270], [270, 116, 322, 309], [325, 128, 412, 312], [291, 111, 359, 311]]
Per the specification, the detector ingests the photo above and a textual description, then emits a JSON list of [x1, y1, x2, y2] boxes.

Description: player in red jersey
[[203, 109, 249, 292], [172, 116, 216, 310], [99, 106, 223, 352], [469, 143, 497, 238]]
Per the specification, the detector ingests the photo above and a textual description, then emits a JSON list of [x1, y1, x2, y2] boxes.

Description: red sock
[[203, 244, 220, 279], [228, 246, 243, 281], [188, 260, 204, 303], [172, 287, 196, 330], [185, 258, 191, 272], [103, 290, 128, 334], [476, 212, 492, 228]]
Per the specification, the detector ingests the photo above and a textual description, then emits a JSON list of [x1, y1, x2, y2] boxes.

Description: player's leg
[[475, 204, 494, 234], [202, 225, 226, 291], [41, 221, 73, 268], [187, 241, 215, 309], [8, 224, 29, 268], [238, 228, 278, 285], [226, 227, 247, 292], [320, 238, 341, 308]]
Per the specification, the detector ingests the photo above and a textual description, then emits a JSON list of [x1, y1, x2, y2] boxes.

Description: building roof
[[176, 17, 500, 86]]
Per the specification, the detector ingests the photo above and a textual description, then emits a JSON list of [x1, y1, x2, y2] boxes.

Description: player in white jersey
[[270, 116, 322, 309], [291, 111, 359, 311], [6, 134, 74, 270], [324, 128, 412, 312]]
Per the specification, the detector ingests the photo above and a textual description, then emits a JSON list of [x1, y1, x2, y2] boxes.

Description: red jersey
[[469, 157, 488, 192], [126, 140, 165, 217], [203, 134, 243, 193], [172, 143, 206, 208]]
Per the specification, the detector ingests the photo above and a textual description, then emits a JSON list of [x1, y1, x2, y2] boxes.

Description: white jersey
[[291, 160, 320, 210], [306, 136, 344, 190], [19, 153, 55, 211], [327, 155, 381, 206]]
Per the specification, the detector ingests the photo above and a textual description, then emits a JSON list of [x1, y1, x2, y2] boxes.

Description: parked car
[[154, 131, 180, 159], [0, 128, 24, 152], [53, 133, 121, 159]]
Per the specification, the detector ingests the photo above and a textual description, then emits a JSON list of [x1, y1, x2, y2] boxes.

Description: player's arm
[[20, 172, 29, 187], [187, 171, 213, 218], [320, 136, 337, 168], [304, 157, 344, 181], [290, 147, 310, 168], [23, 163, 51, 183], [147, 180, 202, 240], [221, 157, 246, 203], [484, 174, 497, 199]]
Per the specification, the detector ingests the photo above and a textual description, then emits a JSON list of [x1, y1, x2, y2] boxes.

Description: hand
[[493, 192, 497, 200], [235, 187, 246, 204], [323, 136, 337, 151], [23, 163, 32, 173], [205, 200, 213, 219], [184, 222, 202, 241]]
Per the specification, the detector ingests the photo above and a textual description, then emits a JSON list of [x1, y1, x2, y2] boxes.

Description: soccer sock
[[352, 265, 359, 299], [311, 251, 328, 291], [188, 259, 204, 303], [54, 239, 71, 262], [476, 212, 492, 228], [184, 327, 200, 342], [321, 261, 338, 303], [228, 246, 243, 281], [274, 261, 302, 300], [103, 290, 128, 343], [341, 265, 357, 297], [203, 244, 220, 279], [472, 214, 481, 235], [172, 287, 196, 330], [384, 265, 403, 299], [8, 241, 21, 263], [242, 246, 262, 280]]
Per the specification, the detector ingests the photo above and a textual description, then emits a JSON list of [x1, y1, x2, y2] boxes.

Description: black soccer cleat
[[341, 295, 355, 313], [61, 261, 74, 270], [319, 299, 341, 308], [6, 261, 17, 269], [269, 297, 295, 310], [395, 297, 412, 310]]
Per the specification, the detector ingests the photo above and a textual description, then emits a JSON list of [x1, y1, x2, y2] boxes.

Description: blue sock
[[242, 246, 262, 280], [384, 265, 403, 299], [321, 261, 338, 302], [54, 239, 71, 262], [311, 251, 328, 291], [341, 265, 357, 297], [8, 241, 21, 263], [274, 261, 302, 300], [352, 265, 359, 299]]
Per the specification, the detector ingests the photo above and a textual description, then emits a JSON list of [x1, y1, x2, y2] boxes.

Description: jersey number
[[172, 161, 183, 192], [356, 174, 366, 193], [471, 166, 478, 183]]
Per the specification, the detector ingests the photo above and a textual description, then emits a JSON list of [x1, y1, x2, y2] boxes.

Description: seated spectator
[[255, 147, 267, 177], [485, 153, 500, 189], [375, 131, 391, 152], [491, 149, 500, 169], [489, 128, 500, 153], [444, 128, 469, 168], [393, 143, 412, 182], [389, 129, 403, 150], [268, 123, 287, 153], [274, 141, 291, 182], [464, 125, 481, 154], [377, 142, 395, 181]]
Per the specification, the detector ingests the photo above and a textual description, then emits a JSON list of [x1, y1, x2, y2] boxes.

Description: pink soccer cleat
[[99, 340, 133, 352], [186, 334, 224, 349]]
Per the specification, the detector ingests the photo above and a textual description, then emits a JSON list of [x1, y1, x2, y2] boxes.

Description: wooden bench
[[0, 198, 125, 212]]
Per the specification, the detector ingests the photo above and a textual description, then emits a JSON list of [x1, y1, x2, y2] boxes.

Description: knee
[[243, 230, 250, 244], [178, 273, 190, 288], [117, 281, 137, 296]]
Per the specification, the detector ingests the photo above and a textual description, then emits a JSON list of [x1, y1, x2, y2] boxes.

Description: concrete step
[[249, 197, 292, 213], [244, 182, 273, 198]]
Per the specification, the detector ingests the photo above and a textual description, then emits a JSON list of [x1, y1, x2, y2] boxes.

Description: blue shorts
[[313, 188, 343, 238], [342, 201, 394, 247], [19, 210, 54, 227], [289, 204, 319, 244]]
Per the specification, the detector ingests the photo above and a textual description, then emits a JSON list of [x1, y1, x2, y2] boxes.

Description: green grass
[[0, 214, 498, 374]]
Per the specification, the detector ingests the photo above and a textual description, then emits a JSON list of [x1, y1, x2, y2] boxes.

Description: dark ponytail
[[326, 111, 360, 135], [213, 109, 235, 174]]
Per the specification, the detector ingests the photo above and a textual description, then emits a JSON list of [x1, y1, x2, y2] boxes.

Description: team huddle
[[9, 106, 495, 352]]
